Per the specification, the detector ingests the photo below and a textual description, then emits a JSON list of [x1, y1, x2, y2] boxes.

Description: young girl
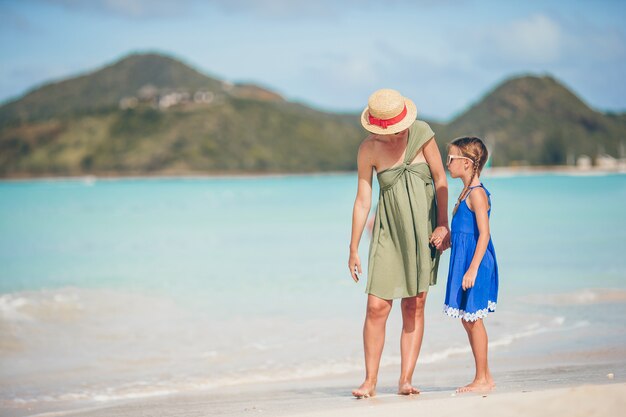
[[443, 137, 499, 393]]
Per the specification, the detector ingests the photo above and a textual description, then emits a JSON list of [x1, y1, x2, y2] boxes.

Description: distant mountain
[[0, 53, 362, 176], [0, 54, 232, 125], [0, 53, 624, 177], [0, 53, 291, 126], [438, 75, 625, 165]]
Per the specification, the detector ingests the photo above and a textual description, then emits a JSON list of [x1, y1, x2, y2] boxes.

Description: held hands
[[462, 269, 477, 290], [429, 226, 450, 252], [348, 252, 362, 283]]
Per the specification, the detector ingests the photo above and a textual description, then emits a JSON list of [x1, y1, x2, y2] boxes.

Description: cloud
[[211, 0, 454, 14], [277, 54, 381, 111], [439, 10, 626, 115], [474, 14, 563, 65], [555, 21, 626, 111], [281, 44, 492, 121], [34, 0, 194, 18], [563, 26, 626, 63], [0, 5, 35, 33], [319, 56, 380, 87], [39, 0, 462, 20]]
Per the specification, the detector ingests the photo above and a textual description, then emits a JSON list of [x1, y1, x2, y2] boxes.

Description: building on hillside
[[577, 155, 592, 170]]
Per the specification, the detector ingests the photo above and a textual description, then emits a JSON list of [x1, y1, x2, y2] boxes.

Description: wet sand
[[11, 357, 625, 417]]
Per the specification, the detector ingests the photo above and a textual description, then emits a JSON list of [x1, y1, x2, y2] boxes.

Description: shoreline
[[17, 379, 626, 417], [0, 170, 354, 183], [0, 165, 624, 183], [7, 357, 625, 417]]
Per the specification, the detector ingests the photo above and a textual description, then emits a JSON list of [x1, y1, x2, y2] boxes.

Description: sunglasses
[[446, 154, 474, 165]]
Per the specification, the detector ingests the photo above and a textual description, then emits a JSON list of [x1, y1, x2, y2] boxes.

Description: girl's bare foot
[[352, 381, 376, 398], [398, 382, 420, 395], [456, 378, 495, 393]]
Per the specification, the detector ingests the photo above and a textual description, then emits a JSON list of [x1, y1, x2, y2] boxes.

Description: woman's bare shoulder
[[359, 135, 377, 152], [356, 135, 378, 169]]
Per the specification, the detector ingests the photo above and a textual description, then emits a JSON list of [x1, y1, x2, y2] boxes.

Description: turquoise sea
[[1, 172, 625, 415]]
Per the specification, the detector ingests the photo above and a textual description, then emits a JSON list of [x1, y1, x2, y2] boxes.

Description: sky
[[1, 0, 625, 121]]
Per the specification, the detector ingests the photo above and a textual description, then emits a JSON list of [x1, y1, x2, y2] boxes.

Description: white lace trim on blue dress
[[443, 301, 497, 322]]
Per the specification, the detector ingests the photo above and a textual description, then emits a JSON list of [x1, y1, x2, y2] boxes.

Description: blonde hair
[[449, 137, 489, 214]]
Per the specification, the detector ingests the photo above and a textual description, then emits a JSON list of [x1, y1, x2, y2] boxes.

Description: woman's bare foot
[[398, 382, 420, 395], [352, 381, 376, 398], [456, 378, 495, 393]]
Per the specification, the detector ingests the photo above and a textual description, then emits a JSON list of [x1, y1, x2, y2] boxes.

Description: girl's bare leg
[[398, 292, 427, 395], [457, 318, 495, 393], [353, 294, 392, 398]]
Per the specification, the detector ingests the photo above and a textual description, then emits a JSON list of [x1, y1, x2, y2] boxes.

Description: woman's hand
[[349, 252, 362, 282], [462, 269, 477, 290], [429, 225, 450, 252]]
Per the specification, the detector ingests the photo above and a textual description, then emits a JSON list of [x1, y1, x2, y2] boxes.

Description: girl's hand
[[349, 252, 362, 282], [462, 269, 477, 290], [442, 234, 451, 251], [429, 226, 450, 252], [438, 232, 451, 251]]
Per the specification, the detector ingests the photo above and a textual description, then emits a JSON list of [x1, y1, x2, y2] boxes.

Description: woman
[[349, 88, 449, 398]]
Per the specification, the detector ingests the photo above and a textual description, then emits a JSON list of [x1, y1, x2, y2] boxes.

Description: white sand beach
[[18, 380, 625, 417], [289, 383, 626, 417], [9, 357, 624, 417]]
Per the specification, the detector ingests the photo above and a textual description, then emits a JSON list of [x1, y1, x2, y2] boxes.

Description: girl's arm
[[349, 140, 374, 282], [422, 138, 450, 250], [462, 188, 491, 290]]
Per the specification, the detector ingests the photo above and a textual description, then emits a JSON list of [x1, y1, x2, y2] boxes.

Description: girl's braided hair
[[449, 137, 489, 215]]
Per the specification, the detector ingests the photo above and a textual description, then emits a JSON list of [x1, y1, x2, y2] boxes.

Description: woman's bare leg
[[457, 318, 495, 393], [398, 292, 427, 395], [353, 294, 392, 398]]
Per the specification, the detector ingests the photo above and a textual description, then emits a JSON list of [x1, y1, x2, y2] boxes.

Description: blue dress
[[444, 184, 499, 321]]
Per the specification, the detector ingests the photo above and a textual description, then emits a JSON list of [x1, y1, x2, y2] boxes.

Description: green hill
[[0, 53, 623, 177], [0, 53, 363, 176], [438, 75, 625, 165], [0, 53, 226, 125]]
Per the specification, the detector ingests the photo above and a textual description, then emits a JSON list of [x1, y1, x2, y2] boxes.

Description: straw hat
[[360, 89, 417, 135]]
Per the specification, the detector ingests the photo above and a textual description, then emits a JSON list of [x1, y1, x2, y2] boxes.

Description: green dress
[[366, 120, 440, 300]]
